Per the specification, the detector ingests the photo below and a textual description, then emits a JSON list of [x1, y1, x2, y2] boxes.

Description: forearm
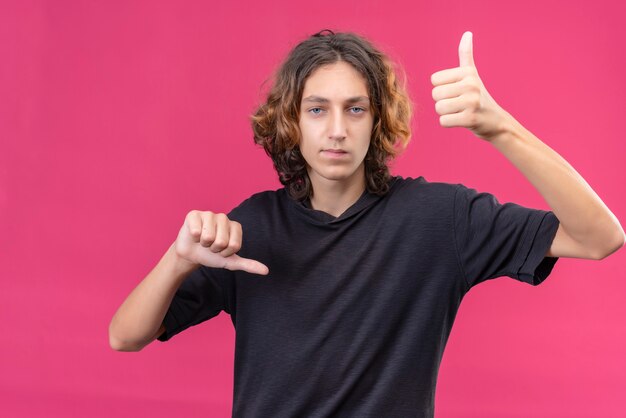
[[489, 112, 624, 253], [108, 242, 199, 351], [430, 31, 624, 255]]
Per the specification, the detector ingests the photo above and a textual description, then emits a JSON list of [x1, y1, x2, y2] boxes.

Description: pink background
[[2, 1, 625, 417]]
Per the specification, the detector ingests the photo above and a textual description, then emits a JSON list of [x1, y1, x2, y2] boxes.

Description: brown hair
[[251, 29, 412, 201]]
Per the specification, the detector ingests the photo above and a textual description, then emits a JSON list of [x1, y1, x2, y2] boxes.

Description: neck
[[307, 165, 366, 218]]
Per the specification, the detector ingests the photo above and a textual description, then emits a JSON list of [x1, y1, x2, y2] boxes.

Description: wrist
[[167, 242, 200, 276], [486, 110, 519, 148]]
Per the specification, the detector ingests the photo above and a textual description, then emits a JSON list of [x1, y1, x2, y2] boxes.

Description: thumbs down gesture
[[431, 31, 512, 141]]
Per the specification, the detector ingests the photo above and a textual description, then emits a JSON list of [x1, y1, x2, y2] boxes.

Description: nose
[[328, 109, 347, 141]]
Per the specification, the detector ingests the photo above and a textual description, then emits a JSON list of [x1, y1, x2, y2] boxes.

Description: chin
[[307, 160, 366, 183], [313, 168, 361, 182]]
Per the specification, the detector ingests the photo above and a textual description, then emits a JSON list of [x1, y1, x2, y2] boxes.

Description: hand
[[174, 210, 269, 275], [430, 31, 512, 141]]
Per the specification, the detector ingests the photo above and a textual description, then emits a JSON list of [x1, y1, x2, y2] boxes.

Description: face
[[298, 61, 374, 189]]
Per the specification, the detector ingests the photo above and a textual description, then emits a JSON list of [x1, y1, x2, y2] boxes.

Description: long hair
[[251, 30, 412, 201]]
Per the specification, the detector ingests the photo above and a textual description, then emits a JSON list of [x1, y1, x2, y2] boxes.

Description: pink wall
[[2, 0, 625, 417]]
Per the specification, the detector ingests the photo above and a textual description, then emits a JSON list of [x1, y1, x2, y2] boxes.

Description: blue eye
[[349, 107, 365, 114], [309, 107, 323, 115]]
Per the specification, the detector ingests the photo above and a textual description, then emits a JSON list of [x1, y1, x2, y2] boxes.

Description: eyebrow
[[302, 95, 370, 104]]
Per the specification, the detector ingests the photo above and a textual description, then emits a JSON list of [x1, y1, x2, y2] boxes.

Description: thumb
[[223, 254, 270, 275], [458, 31, 474, 67]]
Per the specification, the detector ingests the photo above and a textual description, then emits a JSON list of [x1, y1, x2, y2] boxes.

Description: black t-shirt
[[157, 175, 560, 417]]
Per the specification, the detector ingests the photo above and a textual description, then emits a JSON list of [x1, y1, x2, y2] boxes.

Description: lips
[[321, 149, 349, 159]]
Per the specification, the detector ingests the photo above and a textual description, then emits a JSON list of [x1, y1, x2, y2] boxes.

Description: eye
[[308, 107, 323, 115], [349, 107, 365, 114]]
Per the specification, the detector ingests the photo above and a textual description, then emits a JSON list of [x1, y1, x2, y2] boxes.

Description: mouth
[[321, 149, 349, 159]]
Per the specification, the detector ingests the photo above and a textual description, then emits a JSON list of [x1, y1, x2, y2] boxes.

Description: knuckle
[[201, 230, 215, 243], [188, 226, 201, 238], [201, 213, 215, 227], [202, 211, 215, 221], [466, 110, 477, 123], [467, 86, 480, 98], [230, 241, 242, 253], [212, 238, 228, 248], [219, 248, 233, 257]]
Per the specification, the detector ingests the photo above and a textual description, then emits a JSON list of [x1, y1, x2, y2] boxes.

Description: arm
[[488, 114, 624, 260], [431, 31, 625, 260], [109, 211, 269, 352], [108, 242, 198, 352]]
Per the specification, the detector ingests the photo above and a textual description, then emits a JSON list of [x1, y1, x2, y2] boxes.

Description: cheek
[[356, 119, 374, 145], [298, 117, 310, 137], [297, 123, 315, 158], [298, 120, 322, 148], [301, 118, 321, 133]]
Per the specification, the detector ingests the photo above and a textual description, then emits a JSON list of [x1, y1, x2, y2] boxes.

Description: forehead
[[301, 61, 369, 98]]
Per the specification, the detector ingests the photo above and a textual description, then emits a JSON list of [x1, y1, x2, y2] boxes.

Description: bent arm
[[108, 242, 199, 352], [489, 113, 625, 259], [429, 33, 624, 259]]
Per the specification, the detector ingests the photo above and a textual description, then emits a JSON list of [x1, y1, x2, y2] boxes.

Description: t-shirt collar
[[288, 176, 399, 225]]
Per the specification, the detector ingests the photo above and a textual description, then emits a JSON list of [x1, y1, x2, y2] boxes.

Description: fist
[[174, 210, 269, 275], [430, 31, 511, 141]]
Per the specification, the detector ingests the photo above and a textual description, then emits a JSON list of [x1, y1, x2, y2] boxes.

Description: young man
[[109, 30, 624, 417]]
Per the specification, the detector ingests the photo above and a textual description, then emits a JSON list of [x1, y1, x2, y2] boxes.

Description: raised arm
[[430, 31, 625, 260]]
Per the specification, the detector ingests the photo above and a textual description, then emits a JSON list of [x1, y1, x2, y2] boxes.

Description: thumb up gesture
[[430, 31, 512, 141]]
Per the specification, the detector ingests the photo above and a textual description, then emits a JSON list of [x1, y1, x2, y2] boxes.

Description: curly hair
[[251, 29, 412, 202]]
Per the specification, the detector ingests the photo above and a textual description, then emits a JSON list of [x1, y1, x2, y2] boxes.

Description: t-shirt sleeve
[[453, 183, 560, 290], [157, 265, 233, 342]]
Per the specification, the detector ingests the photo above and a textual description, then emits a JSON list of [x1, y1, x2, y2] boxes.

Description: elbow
[[595, 229, 626, 260], [109, 335, 144, 352], [108, 324, 144, 352]]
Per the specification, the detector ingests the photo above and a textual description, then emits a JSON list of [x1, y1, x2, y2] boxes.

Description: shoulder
[[379, 176, 464, 226], [390, 175, 461, 201], [238, 188, 284, 206], [394, 178, 534, 224], [227, 187, 287, 220]]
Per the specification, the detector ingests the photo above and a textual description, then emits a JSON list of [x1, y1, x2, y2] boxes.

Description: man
[[109, 30, 624, 417]]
